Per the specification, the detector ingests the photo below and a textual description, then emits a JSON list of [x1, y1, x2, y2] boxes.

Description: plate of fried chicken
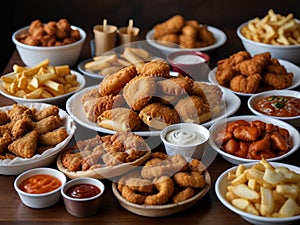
[[208, 51, 300, 96]]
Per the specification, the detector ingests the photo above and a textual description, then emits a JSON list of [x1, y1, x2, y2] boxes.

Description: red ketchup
[[66, 183, 100, 198]]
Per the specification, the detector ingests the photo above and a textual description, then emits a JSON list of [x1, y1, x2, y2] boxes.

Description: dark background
[[1, 0, 300, 73]]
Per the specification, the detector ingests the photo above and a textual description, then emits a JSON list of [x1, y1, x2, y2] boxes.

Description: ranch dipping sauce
[[165, 128, 206, 145], [172, 54, 206, 64]]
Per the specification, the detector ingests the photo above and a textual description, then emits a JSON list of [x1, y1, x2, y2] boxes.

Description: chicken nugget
[[0, 111, 10, 125], [39, 127, 68, 146], [32, 105, 59, 121], [34, 115, 64, 134]]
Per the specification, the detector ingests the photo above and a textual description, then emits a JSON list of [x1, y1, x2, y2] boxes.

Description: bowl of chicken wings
[[12, 18, 86, 67], [0, 103, 76, 175], [208, 115, 300, 165]]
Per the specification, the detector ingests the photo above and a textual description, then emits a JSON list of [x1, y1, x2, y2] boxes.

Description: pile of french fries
[[1, 59, 80, 99], [226, 159, 300, 218], [241, 9, 300, 45]]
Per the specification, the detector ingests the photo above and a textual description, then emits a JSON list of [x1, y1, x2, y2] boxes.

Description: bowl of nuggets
[[12, 18, 86, 67], [146, 14, 227, 55], [0, 59, 85, 104], [0, 103, 75, 175], [112, 152, 211, 217], [56, 132, 151, 179], [208, 115, 300, 165], [208, 50, 300, 96], [74, 59, 223, 135], [237, 9, 300, 64], [215, 159, 300, 225]]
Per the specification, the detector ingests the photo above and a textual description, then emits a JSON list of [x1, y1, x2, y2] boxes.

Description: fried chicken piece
[[175, 95, 211, 124], [34, 115, 64, 134], [98, 65, 137, 96], [171, 187, 195, 203], [234, 59, 265, 76], [32, 105, 59, 121], [0, 133, 14, 154], [230, 74, 261, 93], [137, 59, 171, 78], [123, 75, 156, 111], [157, 75, 194, 96], [38, 127, 68, 146], [11, 117, 34, 138], [0, 111, 10, 125], [215, 67, 236, 87], [156, 34, 179, 47], [139, 102, 180, 130], [61, 148, 84, 171], [179, 34, 197, 48], [97, 107, 141, 132], [7, 104, 33, 122], [81, 88, 100, 122], [8, 130, 38, 158], [154, 15, 185, 38], [197, 24, 216, 45]]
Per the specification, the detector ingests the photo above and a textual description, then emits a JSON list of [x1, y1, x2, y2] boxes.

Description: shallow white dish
[[112, 169, 211, 217], [208, 115, 300, 165], [146, 26, 227, 55], [215, 162, 300, 225], [248, 90, 300, 127], [66, 85, 240, 136], [0, 70, 86, 104], [0, 103, 76, 175], [77, 58, 105, 86], [208, 59, 300, 96]]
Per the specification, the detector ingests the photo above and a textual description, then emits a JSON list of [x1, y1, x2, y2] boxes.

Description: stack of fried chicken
[[81, 59, 223, 132], [215, 51, 294, 93]]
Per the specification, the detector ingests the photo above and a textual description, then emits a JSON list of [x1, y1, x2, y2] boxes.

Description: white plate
[[0, 102, 76, 175], [208, 59, 300, 96], [146, 26, 227, 55], [248, 90, 300, 127], [0, 70, 86, 104], [208, 115, 300, 165], [66, 85, 241, 136], [215, 162, 300, 225], [77, 58, 106, 79]]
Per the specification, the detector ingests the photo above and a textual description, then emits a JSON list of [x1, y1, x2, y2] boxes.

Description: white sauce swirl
[[172, 55, 205, 64], [165, 129, 205, 145]]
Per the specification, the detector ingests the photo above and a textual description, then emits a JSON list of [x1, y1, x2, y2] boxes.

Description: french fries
[[241, 9, 300, 45], [84, 47, 153, 76], [1, 59, 80, 99], [226, 159, 300, 218]]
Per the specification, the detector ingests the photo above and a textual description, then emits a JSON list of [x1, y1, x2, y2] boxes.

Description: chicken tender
[[39, 127, 68, 146], [34, 115, 64, 134], [230, 74, 261, 93]]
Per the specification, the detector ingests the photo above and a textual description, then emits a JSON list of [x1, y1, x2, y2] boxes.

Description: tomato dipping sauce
[[66, 183, 101, 199], [254, 95, 300, 117], [19, 174, 62, 194]]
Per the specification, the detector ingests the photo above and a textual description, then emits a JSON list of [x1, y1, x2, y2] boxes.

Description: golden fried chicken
[[230, 74, 262, 93]]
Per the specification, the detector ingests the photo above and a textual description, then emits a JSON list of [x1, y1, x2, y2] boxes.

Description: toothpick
[[103, 19, 107, 32], [127, 19, 133, 35]]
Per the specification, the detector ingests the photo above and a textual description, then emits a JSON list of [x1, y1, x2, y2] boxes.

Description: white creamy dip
[[172, 54, 205, 64], [165, 129, 205, 145]]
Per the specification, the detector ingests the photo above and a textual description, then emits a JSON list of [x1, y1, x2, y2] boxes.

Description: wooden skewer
[[103, 19, 108, 32], [127, 19, 133, 35]]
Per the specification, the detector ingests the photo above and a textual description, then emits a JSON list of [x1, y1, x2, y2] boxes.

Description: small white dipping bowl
[[237, 20, 300, 64], [160, 123, 210, 160], [14, 167, 66, 208], [12, 25, 86, 67], [61, 177, 105, 217]]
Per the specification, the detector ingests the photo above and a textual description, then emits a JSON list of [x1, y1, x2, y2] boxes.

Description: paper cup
[[117, 27, 140, 45], [93, 24, 117, 56]]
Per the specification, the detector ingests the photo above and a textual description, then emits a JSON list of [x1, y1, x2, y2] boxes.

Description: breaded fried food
[[98, 65, 137, 96], [34, 115, 64, 134], [0, 111, 10, 125], [8, 130, 38, 158], [137, 59, 171, 78], [171, 187, 195, 203], [123, 75, 156, 111], [39, 127, 68, 146], [139, 102, 180, 130], [156, 34, 179, 47], [32, 105, 59, 121], [81, 88, 100, 122], [154, 15, 185, 38], [11, 117, 33, 138], [230, 74, 262, 93], [97, 107, 141, 132], [7, 104, 33, 122], [175, 95, 211, 124], [157, 75, 194, 96], [92, 94, 126, 122], [0, 133, 14, 154]]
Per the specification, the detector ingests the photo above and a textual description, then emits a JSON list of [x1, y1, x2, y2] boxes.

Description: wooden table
[[1, 29, 299, 225]]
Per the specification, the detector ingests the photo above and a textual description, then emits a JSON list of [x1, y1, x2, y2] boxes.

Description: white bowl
[[61, 177, 105, 217], [215, 162, 300, 225], [237, 20, 300, 64], [0, 102, 76, 175], [146, 26, 227, 55], [161, 123, 210, 160], [14, 167, 67, 208], [12, 25, 86, 67], [0, 70, 86, 104], [208, 115, 300, 165], [248, 90, 300, 127]]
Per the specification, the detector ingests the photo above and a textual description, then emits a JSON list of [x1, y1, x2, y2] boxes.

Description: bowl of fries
[[215, 159, 300, 225], [237, 9, 300, 64], [12, 22, 86, 67], [0, 59, 86, 104]]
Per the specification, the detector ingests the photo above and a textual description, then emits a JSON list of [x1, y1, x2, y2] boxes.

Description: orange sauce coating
[[19, 174, 62, 194]]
